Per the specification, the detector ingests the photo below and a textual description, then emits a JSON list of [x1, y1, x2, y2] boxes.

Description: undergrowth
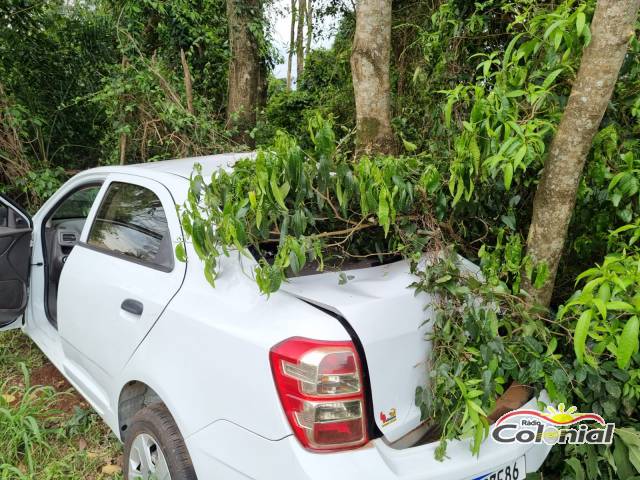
[[0, 332, 122, 479]]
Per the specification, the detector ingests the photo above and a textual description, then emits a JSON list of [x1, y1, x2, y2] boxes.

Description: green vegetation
[[178, 115, 435, 293], [180, 112, 640, 476], [2, 0, 640, 478], [0, 333, 122, 479]]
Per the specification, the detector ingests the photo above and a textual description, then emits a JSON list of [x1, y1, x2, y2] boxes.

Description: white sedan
[[0, 154, 551, 479]]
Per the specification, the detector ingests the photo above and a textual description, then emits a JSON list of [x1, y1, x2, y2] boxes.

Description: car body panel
[[282, 259, 434, 442], [186, 393, 552, 480], [57, 173, 186, 412], [0, 195, 33, 330], [0, 153, 553, 480], [120, 241, 352, 440]]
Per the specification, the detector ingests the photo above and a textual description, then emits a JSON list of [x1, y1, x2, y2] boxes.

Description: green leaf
[[565, 457, 585, 480], [543, 20, 563, 41], [617, 316, 639, 369], [616, 428, 640, 473], [175, 242, 187, 262], [593, 297, 607, 321], [503, 163, 514, 190], [553, 30, 563, 50], [466, 399, 487, 417], [614, 437, 636, 480], [608, 301, 635, 312], [378, 189, 390, 236], [598, 283, 611, 304], [402, 137, 418, 152], [542, 68, 564, 89], [203, 255, 217, 288], [576, 12, 586, 36], [191, 219, 207, 259], [513, 145, 527, 170], [444, 96, 455, 128], [279, 181, 291, 200], [270, 172, 287, 210], [469, 137, 481, 172], [574, 309, 593, 364], [435, 274, 452, 284], [533, 262, 549, 289]]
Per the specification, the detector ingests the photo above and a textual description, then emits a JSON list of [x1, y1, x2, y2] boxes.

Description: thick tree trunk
[[286, 0, 296, 92], [296, 0, 306, 81], [525, 0, 640, 306], [226, 0, 265, 146], [350, 0, 395, 156]]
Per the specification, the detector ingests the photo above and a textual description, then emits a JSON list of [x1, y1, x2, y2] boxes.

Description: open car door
[[0, 195, 32, 330]]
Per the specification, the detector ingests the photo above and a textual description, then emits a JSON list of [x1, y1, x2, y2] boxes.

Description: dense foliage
[[179, 116, 438, 292], [181, 114, 640, 478], [2, 0, 640, 478], [0, 0, 245, 208]]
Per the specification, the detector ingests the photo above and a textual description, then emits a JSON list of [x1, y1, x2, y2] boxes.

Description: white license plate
[[472, 456, 526, 480]]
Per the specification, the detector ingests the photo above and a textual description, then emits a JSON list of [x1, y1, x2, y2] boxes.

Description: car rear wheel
[[124, 403, 197, 480]]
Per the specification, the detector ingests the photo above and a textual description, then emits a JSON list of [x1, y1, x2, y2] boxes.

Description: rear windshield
[[249, 243, 402, 278]]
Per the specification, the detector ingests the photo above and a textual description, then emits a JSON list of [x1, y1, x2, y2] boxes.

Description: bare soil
[[29, 361, 90, 413]]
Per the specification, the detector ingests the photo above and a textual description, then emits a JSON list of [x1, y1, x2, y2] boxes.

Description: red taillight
[[270, 337, 368, 452]]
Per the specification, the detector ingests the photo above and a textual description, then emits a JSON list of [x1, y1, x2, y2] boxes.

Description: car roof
[[131, 151, 257, 179], [80, 151, 256, 181], [72, 152, 257, 202]]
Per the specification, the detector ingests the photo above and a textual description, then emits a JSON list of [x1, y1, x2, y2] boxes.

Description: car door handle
[[121, 299, 144, 316]]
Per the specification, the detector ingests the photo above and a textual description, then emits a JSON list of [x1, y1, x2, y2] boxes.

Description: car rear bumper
[[186, 394, 552, 480]]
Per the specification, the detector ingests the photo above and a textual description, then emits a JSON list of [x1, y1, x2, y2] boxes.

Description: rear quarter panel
[[120, 243, 351, 440]]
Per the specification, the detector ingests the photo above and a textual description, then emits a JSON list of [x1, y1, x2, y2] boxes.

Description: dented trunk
[[282, 258, 436, 443]]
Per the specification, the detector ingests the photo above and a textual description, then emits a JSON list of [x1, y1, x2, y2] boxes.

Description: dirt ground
[[29, 361, 91, 413]]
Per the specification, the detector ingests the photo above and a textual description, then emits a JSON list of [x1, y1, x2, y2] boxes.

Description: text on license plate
[[472, 456, 526, 480]]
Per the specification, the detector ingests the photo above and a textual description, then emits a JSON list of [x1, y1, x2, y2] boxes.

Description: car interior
[[43, 185, 101, 328], [0, 200, 31, 328]]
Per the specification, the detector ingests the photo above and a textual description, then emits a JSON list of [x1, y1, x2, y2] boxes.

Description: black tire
[[123, 403, 198, 480]]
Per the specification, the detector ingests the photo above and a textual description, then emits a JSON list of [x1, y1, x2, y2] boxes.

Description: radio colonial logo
[[492, 403, 615, 445]]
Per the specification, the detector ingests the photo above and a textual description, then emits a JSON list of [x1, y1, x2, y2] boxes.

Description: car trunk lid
[[281, 258, 435, 443]]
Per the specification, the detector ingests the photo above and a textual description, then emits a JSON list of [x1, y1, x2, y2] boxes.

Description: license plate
[[472, 456, 526, 480]]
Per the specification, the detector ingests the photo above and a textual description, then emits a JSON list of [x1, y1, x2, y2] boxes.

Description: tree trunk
[[119, 55, 129, 165], [350, 0, 395, 156], [119, 132, 127, 165], [305, 0, 313, 61], [286, 0, 296, 92], [226, 0, 265, 146], [180, 48, 194, 115], [296, 0, 306, 82], [525, 0, 640, 306]]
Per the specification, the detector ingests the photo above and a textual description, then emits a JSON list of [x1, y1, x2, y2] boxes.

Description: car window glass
[[52, 186, 101, 220], [14, 213, 28, 228], [0, 202, 29, 228], [87, 182, 173, 270], [0, 204, 7, 227]]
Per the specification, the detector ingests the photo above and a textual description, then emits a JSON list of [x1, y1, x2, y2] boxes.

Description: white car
[[0, 154, 551, 480]]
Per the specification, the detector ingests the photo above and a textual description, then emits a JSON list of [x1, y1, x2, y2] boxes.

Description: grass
[[0, 331, 123, 479]]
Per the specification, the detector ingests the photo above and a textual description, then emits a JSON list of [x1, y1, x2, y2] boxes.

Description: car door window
[[0, 204, 7, 227], [87, 182, 173, 271], [52, 187, 101, 220], [0, 200, 29, 229], [0, 196, 32, 327]]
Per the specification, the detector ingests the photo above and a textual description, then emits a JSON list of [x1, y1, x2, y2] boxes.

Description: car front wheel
[[123, 403, 197, 480]]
